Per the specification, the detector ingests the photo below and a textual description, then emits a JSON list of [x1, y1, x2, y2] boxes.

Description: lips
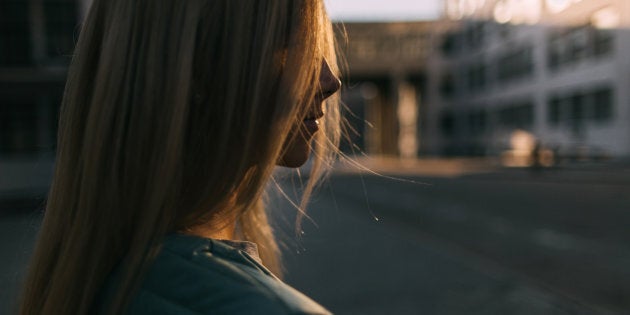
[[303, 112, 323, 133]]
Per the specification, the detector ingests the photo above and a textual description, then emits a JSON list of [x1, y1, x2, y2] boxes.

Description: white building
[[423, 0, 630, 159]]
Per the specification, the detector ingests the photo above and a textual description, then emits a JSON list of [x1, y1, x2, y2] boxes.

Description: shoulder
[[126, 234, 330, 315]]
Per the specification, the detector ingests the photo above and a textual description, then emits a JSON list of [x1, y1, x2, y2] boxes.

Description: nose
[[319, 59, 341, 100]]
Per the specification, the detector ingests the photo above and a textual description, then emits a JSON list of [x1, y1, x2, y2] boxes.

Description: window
[[441, 32, 459, 57], [497, 46, 533, 83], [0, 102, 40, 156], [466, 62, 486, 93], [44, 0, 78, 64], [497, 102, 534, 129], [467, 109, 486, 135], [568, 27, 589, 62], [592, 29, 613, 57], [547, 24, 615, 72], [0, 1, 32, 66], [465, 22, 485, 50], [593, 88, 613, 121], [548, 97, 561, 125], [546, 86, 615, 126], [569, 93, 585, 122], [440, 111, 455, 136], [440, 73, 456, 99], [515, 103, 534, 127]]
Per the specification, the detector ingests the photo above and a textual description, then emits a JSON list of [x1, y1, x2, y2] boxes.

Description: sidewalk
[[334, 156, 500, 177], [333, 156, 630, 185]]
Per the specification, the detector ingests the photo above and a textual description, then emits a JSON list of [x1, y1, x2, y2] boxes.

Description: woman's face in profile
[[278, 60, 341, 167]]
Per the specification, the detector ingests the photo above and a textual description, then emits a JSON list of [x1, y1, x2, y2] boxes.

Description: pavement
[[275, 188, 606, 315], [275, 157, 630, 315], [334, 156, 630, 183], [333, 156, 501, 177], [1, 157, 629, 315]]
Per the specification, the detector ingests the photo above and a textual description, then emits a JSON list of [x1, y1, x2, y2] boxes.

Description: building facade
[[424, 0, 630, 159], [336, 22, 436, 158], [4, 1, 628, 200], [0, 0, 87, 198]]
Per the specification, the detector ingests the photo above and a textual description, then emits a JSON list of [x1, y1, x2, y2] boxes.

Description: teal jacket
[[99, 234, 331, 315]]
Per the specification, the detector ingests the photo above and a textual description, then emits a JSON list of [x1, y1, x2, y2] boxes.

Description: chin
[[279, 159, 307, 168], [277, 142, 311, 168]]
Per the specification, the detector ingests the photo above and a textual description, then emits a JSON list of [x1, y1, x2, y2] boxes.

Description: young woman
[[19, 0, 342, 314]]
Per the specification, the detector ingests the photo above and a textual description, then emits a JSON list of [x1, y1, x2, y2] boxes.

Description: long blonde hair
[[19, 0, 341, 314]]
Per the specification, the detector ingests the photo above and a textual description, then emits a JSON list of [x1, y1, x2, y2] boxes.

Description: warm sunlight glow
[[492, 0, 541, 24], [502, 130, 537, 167], [447, 0, 465, 19], [493, 1, 512, 23], [545, 0, 587, 14], [545, 0, 571, 13], [397, 82, 418, 159], [448, 0, 487, 20], [591, 7, 621, 29], [510, 130, 536, 153]]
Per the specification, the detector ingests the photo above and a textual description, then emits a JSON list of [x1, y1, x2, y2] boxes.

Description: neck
[[185, 197, 239, 240], [185, 221, 236, 240]]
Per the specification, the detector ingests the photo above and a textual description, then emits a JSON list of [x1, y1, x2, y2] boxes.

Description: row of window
[[441, 19, 614, 58], [439, 22, 615, 98], [0, 0, 78, 66], [441, 21, 486, 56], [441, 45, 534, 98], [548, 25, 613, 70], [439, 87, 614, 136], [548, 87, 613, 125], [497, 46, 534, 83], [440, 21, 522, 56], [440, 101, 534, 137]]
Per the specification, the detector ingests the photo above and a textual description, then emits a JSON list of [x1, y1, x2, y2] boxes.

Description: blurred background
[[1, 0, 629, 314]]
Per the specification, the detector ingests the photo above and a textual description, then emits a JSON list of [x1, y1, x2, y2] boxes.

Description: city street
[[2, 0, 630, 314], [2, 161, 629, 315]]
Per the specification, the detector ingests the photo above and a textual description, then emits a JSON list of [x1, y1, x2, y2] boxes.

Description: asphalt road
[[276, 167, 630, 315], [2, 164, 629, 315]]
